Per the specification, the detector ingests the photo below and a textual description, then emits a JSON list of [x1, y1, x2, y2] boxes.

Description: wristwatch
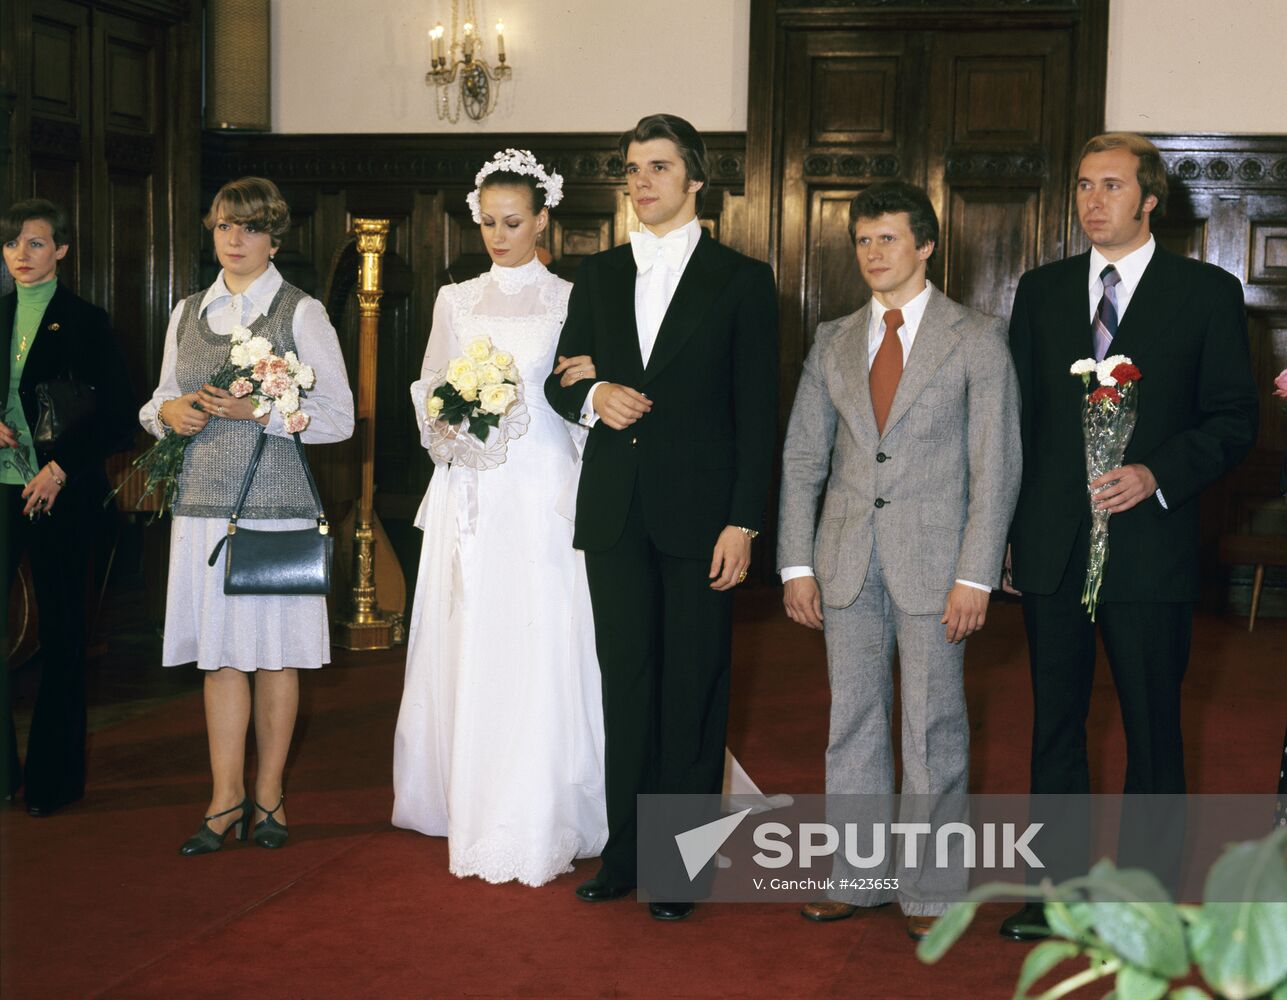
[[735, 526, 760, 540]]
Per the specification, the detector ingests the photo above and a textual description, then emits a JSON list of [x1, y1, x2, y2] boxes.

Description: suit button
[[874, 498, 887, 509], [630, 437, 638, 446], [876, 452, 888, 463]]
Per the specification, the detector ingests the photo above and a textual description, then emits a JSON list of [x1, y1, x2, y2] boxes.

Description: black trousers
[[3, 482, 95, 808], [1021, 521, 1191, 888], [583, 482, 733, 892]]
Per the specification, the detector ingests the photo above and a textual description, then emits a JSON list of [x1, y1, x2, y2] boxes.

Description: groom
[[544, 113, 779, 920]]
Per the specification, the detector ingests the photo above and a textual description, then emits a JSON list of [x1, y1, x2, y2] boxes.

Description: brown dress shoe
[[801, 900, 858, 922], [906, 915, 936, 940]]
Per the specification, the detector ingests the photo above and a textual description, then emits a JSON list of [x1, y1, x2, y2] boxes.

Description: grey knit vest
[[170, 282, 321, 520]]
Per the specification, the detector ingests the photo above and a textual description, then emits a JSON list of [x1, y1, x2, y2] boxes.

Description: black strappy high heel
[[252, 795, 289, 849], [179, 797, 252, 856]]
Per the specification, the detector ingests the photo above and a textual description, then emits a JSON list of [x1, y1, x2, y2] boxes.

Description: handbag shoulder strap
[[207, 428, 328, 567]]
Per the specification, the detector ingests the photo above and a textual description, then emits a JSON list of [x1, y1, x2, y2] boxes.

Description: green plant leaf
[[1272, 974, 1287, 1000], [1072, 866, 1188, 979], [1115, 965, 1168, 1000], [915, 901, 978, 964], [1014, 940, 1079, 997], [915, 883, 1050, 965], [1191, 829, 1287, 1000], [1167, 987, 1212, 1000], [1044, 901, 1091, 942]]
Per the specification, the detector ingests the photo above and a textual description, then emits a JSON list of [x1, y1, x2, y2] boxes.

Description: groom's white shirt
[[578, 216, 703, 427]]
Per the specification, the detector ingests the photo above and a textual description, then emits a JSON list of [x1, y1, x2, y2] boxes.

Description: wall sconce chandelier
[[427, 1, 511, 123]]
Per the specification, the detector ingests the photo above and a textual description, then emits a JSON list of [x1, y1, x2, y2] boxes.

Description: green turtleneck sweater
[[2, 277, 56, 485]]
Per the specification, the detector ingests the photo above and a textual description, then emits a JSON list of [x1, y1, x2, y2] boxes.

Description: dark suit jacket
[[1008, 246, 1258, 602], [0, 283, 136, 489], [544, 233, 779, 558]]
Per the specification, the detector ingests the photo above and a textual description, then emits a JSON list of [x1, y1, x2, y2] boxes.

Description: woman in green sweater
[[1, 198, 135, 814]]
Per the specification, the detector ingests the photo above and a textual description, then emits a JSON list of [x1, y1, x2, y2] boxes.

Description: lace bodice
[[413, 258, 573, 469], [423, 259, 571, 392]]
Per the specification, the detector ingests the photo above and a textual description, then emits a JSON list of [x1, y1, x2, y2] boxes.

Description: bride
[[393, 149, 785, 887], [392, 150, 607, 885]]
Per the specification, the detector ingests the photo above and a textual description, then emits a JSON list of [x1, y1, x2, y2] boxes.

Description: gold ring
[[738, 571, 747, 581]]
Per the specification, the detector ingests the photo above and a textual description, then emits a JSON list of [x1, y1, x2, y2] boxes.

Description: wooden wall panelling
[[202, 133, 747, 516], [928, 29, 1072, 319], [28, 0, 92, 295], [1151, 135, 1287, 613], [747, 0, 1108, 436], [9, 0, 202, 394], [94, 10, 164, 402]]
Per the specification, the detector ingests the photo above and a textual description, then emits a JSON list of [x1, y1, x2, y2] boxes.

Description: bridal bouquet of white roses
[[112, 324, 316, 514], [425, 336, 521, 443]]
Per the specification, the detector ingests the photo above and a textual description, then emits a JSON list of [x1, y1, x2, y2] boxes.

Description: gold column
[[334, 218, 395, 650]]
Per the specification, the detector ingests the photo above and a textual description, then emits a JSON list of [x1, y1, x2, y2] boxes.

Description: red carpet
[[2, 595, 1283, 998]]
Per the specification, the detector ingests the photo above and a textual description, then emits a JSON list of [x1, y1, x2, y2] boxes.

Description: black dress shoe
[[1000, 902, 1051, 941], [575, 876, 635, 902], [649, 901, 695, 921], [26, 795, 82, 817]]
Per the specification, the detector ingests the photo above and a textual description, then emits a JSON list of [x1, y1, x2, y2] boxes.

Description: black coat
[[1008, 246, 1259, 602], [544, 233, 779, 558], [0, 283, 136, 489]]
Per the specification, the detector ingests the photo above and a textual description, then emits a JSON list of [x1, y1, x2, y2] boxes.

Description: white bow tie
[[629, 228, 688, 274]]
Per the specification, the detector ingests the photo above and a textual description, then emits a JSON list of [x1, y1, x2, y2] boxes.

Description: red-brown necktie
[[870, 308, 904, 434]]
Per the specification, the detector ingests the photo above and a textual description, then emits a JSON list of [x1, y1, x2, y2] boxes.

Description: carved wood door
[[748, 0, 1108, 423], [13, 0, 202, 397]]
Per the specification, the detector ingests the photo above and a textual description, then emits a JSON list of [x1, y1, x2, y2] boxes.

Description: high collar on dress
[[489, 256, 548, 295]]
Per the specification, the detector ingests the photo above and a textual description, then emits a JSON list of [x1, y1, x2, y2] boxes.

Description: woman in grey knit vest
[[140, 178, 354, 855]]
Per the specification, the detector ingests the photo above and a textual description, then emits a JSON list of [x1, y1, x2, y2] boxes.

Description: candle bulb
[[496, 19, 505, 62], [463, 21, 474, 60], [431, 23, 444, 65]]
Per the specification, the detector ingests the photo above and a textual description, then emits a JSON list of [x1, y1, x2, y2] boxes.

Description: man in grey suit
[[777, 182, 1021, 940]]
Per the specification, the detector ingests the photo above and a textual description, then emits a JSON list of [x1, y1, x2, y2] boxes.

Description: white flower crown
[[465, 148, 564, 223]]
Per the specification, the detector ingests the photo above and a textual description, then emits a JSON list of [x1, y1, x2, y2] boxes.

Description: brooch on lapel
[[46, 322, 60, 331]]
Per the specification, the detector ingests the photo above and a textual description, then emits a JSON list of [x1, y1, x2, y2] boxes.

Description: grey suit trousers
[[823, 543, 969, 915]]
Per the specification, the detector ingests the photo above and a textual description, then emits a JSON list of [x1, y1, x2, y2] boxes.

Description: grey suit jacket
[[777, 286, 1022, 614]]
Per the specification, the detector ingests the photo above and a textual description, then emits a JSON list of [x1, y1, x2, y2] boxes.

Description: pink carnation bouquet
[[112, 327, 317, 515]]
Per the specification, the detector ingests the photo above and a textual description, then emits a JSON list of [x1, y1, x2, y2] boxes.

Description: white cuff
[[780, 566, 814, 582], [580, 381, 606, 427], [956, 579, 993, 593], [1154, 488, 1168, 510]]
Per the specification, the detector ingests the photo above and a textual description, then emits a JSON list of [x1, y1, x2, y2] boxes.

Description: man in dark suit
[[1001, 133, 1258, 938], [544, 114, 778, 921]]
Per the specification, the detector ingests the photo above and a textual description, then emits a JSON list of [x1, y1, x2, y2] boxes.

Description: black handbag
[[33, 376, 97, 449], [206, 427, 333, 596]]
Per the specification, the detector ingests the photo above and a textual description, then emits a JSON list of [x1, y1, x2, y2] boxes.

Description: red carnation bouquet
[[1069, 355, 1143, 619]]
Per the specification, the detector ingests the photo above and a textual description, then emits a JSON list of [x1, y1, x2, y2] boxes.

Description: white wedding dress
[[392, 258, 608, 886]]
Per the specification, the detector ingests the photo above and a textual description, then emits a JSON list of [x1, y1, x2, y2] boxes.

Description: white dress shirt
[[1088, 236, 1168, 509], [579, 216, 703, 427], [781, 283, 991, 593]]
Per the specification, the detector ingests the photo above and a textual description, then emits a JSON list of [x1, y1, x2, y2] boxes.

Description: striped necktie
[[1092, 265, 1121, 361]]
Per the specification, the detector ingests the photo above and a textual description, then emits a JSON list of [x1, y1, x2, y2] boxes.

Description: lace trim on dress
[[449, 826, 603, 887], [489, 257, 549, 296]]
